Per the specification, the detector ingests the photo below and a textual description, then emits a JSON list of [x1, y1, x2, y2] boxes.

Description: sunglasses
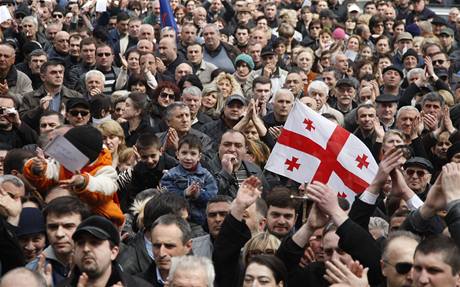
[[159, 92, 175, 99], [405, 169, 427, 177], [385, 261, 413, 274], [97, 52, 112, 57], [207, 211, 228, 218], [68, 110, 89, 117], [53, 14, 63, 18], [432, 59, 445, 65]]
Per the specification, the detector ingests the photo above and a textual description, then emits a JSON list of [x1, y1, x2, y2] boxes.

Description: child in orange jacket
[[23, 125, 124, 227]]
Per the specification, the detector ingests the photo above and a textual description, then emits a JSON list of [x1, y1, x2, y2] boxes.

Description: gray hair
[[368, 217, 389, 238], [22, 16, 38, 27], [203, 23, 220, 35], [168, 256, 215, 287], [396, 105, 419, 120], [307, 80, 329, 96], [85, 70, 105, 83], [182, 86, 202, 98], [151, 214, 192, 244], [165, 102, 190, 121], [0, 175, 24, 188], [406, 68, 425, 81]]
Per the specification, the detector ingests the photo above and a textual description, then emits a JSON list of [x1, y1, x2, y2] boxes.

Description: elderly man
[[48, 31, 70, 61], [181, 86, 213, 130], [158, 37, 186, 77], [403, 157, 433, 200], [0, 44, 33, 100], [186, 42, 217, 84], [307, 80, 344, 125], [84, 70, 105, 99], [202, 24, 240, 73], [157, 102, 213, 160], [376, 94, 398, 130], [178, 23, 200, 57], [167, 256, 215, 287], [21, 16, 47, 47], [21, 60, 82, 131], [174, 62, 193, 83], [137, 39, 155, 54], [332, 78, 358, 116], [396, 106, 419, 141], [139, 24, 155, 42]]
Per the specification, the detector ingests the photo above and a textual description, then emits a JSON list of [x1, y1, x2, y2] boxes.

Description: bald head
[[158, 37, 177, 63], [0, 268, 46, 287], [53, 31, 70, 53]]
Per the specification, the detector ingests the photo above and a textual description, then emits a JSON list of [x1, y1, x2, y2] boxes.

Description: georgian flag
[[265, 100, 378, 201]]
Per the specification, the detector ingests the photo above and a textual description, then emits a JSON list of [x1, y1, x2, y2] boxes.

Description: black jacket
[[0, 122, 38, 149], [57, 262, 152, 287], [118, 232, 152, 275], [0, 217, 25, 276], [137, 261, 163, 287], [121, 117, 157, 147]]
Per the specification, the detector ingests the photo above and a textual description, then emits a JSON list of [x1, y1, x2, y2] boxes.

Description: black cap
[[336, 78, 357, 89], [403, 157, 434, 173], [382, 65, 403, 78], [64, 125, 103, 163], [375, 94, 400, 103], [319, 9, 337, 19], [402, 49, 419, 63], [261, 46, 276, 57], [66, 98, 90, 110], [16, 208, 45, 237], [73, 215, 120, 246], [225, 94, 247, 106], [448, 142, 460, 161], [431, 16, 447, 26]]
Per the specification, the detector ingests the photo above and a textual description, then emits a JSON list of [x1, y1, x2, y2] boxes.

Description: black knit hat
[[64, 125, 103, 163], [448, 142, 460, 162], [402, 49, 419, 63]]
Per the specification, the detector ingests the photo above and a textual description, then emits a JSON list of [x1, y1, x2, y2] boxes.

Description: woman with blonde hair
[[97, 120, 127, 169], [201, 82, 224, 117], [213, 72, 243, 101], [242, 232, 281, 265]]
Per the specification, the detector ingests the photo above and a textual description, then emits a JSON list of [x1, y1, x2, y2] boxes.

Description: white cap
[[348, 3, 361, 13]]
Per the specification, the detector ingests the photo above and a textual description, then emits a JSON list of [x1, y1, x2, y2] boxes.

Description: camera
[[0, 107, 16, 116]]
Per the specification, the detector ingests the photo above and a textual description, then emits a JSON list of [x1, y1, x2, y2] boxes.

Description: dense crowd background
[[2, 0, 460, 286]]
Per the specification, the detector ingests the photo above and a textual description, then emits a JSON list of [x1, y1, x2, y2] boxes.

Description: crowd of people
[[1, 0, 460, 286]]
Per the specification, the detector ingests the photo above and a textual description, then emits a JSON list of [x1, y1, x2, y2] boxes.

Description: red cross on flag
[[265, 100, 378, 201]]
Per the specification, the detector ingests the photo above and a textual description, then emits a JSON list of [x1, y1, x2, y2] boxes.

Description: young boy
[[160, 134, 218, 226], [23, 125, 124, 227], [117, 133, 177, 212]]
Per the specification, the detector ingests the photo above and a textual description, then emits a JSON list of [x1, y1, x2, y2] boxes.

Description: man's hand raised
[[307, 181, 347, 227], [231, 176, 262, 221], [442, 163, 460, 204]]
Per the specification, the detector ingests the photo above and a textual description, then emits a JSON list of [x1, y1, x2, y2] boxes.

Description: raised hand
[[40, 93, 53, 110], [37, 253, 53, 287], [324, 259, 369, 287], [306, 182, 347, 226], [231, 176, 262, 221], [166, 128, 179, 151], [442, 163, 460, 204], [0, 185, 22, 225], [77, 272, 88, 287], [374, 148, 404, 185], [119, 53, 128, 69], [421, 174, 445, 218], [221, 153, 237, 174]]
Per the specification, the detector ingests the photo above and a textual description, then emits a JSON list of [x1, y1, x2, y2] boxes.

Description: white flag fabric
[[265, 100, 378, 200]]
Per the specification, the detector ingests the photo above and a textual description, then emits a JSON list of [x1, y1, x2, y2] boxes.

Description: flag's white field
[[265, 100, 378, 200]]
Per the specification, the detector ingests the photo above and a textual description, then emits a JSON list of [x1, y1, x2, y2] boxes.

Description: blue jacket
[[160, 163, 217, 225]]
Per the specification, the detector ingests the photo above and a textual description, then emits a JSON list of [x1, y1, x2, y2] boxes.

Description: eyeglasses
[[432, 59, 445, 65], [68, 110, 89, 117], [53, 14, 64, 18], [405, 169, 427, 177], [159, 92, 175, 99], [97, 52, 112, 57], [384, 261, 413, 274], [207, 211, 228, 218]]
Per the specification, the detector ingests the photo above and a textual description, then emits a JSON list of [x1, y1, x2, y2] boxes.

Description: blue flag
[[159, 0, 178, 31]]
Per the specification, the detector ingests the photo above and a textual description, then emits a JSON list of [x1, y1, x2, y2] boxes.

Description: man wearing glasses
[[381, 231, 420, 287], [94, 43, 120, 96], [403, 157, 433, 201]]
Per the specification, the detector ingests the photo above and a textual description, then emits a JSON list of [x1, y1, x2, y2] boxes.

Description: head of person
[[137, 39, 154, 54], [0, 267, 47, 287], [39, 110, 64, 135], [243, 232, 281, 265], [69, 34, 81, 58], [21, 16, 38, 40], [160, 26, 177, 40], [376, 94, 399, 124], [3, 149, 34, 178], [154, 81, 180, 108], [115, 12, 130, 35], [333, 53, 349, 74], [123, 92, 148, 120], [166, 102, 192, 135], [296, 49, 315, 73], [235, 54, 255, 79], [203, 24, 221, 51], [16, 207, 46, 263], [181, 86, 202, 119], [65, 98, 91, 126], [128, 18, 141, 38], [150, 214, 193, 277], [40, 59, 65, 89], [72, 216, 121, 281], [88, 96, 111, 121], [413, 235, 460, 287], [396, 106, 419, 137], [53, 31, 70, 54], [381, 231, 420, 287], [79, 37, 97, 66], [307, 80, 329, 110], [356, 103, 377, 133], [85, 70, 105, 96], [382, 65, 403, 88], [218, 129, 248, 170], [43, 196, 91, 262], [322, 223, 353, 265], [335, 78, 357, 108], [95, 44, 114, 72], [421, 92, 444, 120], [167, 256, 215, 287], [273, 89, 294, 122], [186, 42, 203, 65], [206, 195, 231, 239], [432, 131, 452, 160], [321, 67, 339, 89], [97, 119, 126, 155], [265, 187, 297, 239], [284, 72, 304, 96], [174, 62, 193, 83], [111, 95, 127, 120], [139, 24, 155, 41], [176, 134, 202, 170], [403, 157, 433, 193], [0, 95, 18, 131], [243, 255, 287, 287], [134, 133, 162, 169], [27, 49, 47, 75], [158, 37, 177, 64], [223, 94, 247, 123], [252, 76, 271, 104], [215, 73, 240, 99]]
